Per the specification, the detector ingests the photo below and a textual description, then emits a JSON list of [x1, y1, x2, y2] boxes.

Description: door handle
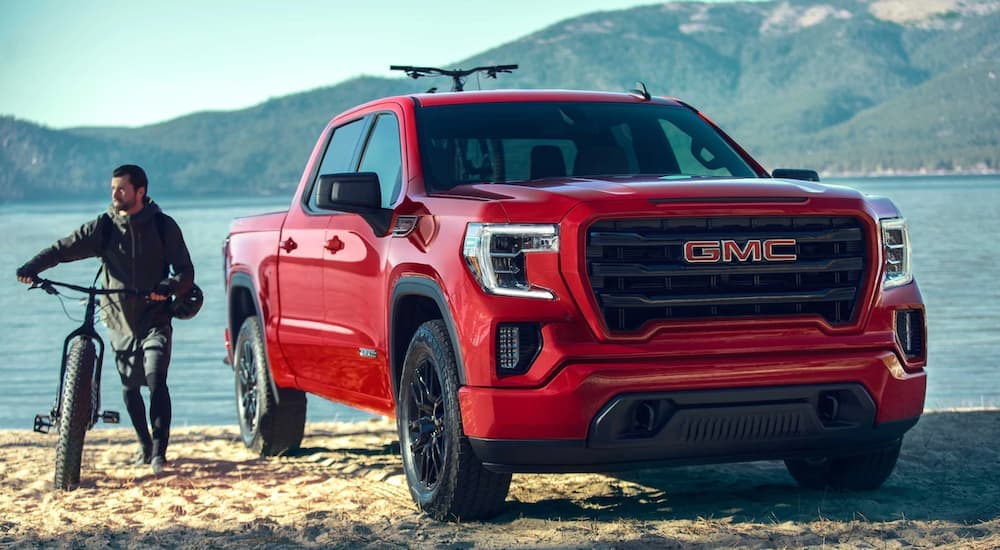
[[280, 237, 298, 252], [325, 236, 344, 253]]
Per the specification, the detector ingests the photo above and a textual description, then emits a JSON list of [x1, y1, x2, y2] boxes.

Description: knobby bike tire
[[54, 337, 96, 490]]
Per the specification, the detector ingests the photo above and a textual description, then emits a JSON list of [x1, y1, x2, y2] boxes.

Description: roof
[[408, 89, 686, 108]]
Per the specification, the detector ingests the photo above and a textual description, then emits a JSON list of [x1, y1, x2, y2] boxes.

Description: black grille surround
[[586, 216, 868, 333]]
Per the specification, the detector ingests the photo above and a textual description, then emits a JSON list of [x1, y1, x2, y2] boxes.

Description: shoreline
[[1, 172, 997, 207], [2, 409, 998, 548]]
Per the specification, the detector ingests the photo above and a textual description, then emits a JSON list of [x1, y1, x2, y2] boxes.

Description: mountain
[[2, 0, 998, 201]]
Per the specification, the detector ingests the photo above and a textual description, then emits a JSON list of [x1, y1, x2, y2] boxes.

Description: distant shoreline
[[2, 172, 997, 207], [822, 169, 1000, 178]]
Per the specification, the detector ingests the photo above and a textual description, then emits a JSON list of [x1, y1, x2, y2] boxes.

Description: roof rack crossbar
[[390, 64, 518, 92]]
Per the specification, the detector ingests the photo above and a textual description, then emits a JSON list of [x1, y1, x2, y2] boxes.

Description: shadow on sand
[[497, 410, 1000, 524]]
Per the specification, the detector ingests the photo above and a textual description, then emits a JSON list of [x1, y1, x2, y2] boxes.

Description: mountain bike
[[29, 278, 142, 490]]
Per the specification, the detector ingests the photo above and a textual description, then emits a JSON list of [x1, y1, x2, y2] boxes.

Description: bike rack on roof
[[390, 64, 519, 92]]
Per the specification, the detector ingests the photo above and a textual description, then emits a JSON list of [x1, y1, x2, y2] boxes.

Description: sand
[[1, 409, 997, 549]]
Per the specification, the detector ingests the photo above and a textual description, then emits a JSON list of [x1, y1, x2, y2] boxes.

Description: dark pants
[[114, 326, 172, 459]]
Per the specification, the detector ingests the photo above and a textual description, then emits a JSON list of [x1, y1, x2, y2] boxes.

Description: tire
[[54, 337, 97, 491], [234, 316, 306, 456], [785, 439, 903, 491], [397, 320, 511, 521]]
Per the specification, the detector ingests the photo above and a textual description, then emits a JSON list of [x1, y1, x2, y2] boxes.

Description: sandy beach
[[1, 409, 997, 549]]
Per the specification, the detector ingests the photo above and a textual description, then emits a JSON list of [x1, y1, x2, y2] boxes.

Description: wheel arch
[[390, 277, 465, 399], [229, 272, 283, 403]]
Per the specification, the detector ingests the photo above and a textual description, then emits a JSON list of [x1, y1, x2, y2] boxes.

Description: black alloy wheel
[[397, 320, 511, 520], [235, 332, 260, 440], [404, 356, 447, 493], [233, 316, 306, 456]]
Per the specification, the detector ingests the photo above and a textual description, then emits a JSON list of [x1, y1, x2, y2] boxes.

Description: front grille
[[586, 216, 868, 332]]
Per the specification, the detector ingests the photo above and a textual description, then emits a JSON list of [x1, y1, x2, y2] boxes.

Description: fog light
[[495, 323, 541, 376], [497, 326, 520, 370], [895, 308, 925, 360]]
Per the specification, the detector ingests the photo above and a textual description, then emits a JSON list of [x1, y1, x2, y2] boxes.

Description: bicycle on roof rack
[[390, 64, 518, 92], [27, 278, 145, 490]]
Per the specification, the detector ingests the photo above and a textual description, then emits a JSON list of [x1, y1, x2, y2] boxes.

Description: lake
[[0, 175, 997, 430]]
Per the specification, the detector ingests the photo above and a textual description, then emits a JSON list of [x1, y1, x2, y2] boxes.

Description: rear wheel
[[54, 337, 96, 490], [234, 316, 306, 456], [397, 320, 511, 521], [785, 439, 903, 491]]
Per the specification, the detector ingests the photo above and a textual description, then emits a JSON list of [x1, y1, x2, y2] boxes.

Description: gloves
[[154, 281, 173, 297], [15, 265, 36, 284]]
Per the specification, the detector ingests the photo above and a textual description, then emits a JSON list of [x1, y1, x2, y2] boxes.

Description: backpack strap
[[99, 212, 114, 253], [154, 211, 168, 250], [93, 213, 114, 286]]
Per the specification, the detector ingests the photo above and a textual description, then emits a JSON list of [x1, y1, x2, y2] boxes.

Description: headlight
[[881, 218, 912, 288], [463, 223, 559, 299]]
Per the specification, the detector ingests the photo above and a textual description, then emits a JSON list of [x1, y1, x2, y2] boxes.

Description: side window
[[309, 118, 366, 208], [358, 114, 402, 208]]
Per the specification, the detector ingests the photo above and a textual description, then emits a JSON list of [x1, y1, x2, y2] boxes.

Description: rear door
[[299, 110, 404, 410], [276, 117, 368, 379]]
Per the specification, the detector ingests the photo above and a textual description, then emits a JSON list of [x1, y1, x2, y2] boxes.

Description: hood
[[434, 176, 869, 220], [107, 197, 162, 228]]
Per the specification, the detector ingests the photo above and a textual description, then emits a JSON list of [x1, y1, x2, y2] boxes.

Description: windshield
[[416, 101, 758, 192]]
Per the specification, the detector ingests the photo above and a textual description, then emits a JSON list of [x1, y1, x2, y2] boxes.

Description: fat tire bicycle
[[28, 278, 142, 490]]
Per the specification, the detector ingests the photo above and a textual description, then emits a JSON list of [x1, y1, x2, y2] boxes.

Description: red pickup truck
[[223, 87, 926, 520]]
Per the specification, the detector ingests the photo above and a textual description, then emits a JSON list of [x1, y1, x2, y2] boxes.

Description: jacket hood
[[107, 197, 162, 227]]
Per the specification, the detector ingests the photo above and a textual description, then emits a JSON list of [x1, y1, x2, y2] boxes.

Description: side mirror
[[315, 172, 393, 237], [772, 168, 820, 182], [316, 172, 382, 210]]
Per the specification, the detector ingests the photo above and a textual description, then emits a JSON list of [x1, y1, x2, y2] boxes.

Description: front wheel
[[785, 439, 903, 491], [234, 316, 306, 456], [54, 337, 97, 490], [397, 320, 511, 521]]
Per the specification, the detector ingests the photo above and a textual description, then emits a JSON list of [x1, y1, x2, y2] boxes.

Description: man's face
[[111, 175, 143, 213]]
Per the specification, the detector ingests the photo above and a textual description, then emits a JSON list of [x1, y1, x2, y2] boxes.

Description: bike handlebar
[[29, 278, 145, 297]]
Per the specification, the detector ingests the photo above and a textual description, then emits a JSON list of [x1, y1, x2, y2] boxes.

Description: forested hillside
[[2, 0, 997, 201]]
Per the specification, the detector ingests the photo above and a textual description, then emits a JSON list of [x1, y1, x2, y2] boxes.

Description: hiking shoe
[[150, 456, 166, 475], [131, 447, 152, 466]]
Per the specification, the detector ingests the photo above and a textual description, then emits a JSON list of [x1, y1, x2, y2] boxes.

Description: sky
[[0, 0, 754, 129]]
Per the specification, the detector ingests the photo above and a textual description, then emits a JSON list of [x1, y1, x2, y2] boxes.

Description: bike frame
[[32, 279, 140, 433]]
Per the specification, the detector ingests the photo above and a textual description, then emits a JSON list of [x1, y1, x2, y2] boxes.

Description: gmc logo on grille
[[683, 239, 798, 263]]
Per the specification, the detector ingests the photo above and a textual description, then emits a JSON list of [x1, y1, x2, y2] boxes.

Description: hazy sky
[[1, 0, 755, 129]]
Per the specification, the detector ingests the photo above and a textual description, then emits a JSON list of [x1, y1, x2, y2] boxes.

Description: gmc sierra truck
[[223, 79, 926, 521]]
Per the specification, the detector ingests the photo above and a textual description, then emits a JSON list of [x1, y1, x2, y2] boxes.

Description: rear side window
[[358, 114, 403, 208]]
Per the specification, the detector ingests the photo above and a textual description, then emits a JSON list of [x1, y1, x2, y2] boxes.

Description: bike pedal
[[33, 414, 53, 434], [100, 410, 120, 424]]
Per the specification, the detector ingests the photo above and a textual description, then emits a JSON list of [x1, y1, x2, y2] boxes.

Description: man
[[16, 164, 194, 475]]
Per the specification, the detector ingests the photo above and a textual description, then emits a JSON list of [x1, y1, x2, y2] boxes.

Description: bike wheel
[[54, 337, 97, 490]]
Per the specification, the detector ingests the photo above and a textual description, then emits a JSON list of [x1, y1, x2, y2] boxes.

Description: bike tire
[[54, 337, 97, 490]]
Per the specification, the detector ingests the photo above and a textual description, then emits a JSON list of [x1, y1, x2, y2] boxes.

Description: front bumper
[[459, 350, 925, 472], [470, 384, 918, 472]]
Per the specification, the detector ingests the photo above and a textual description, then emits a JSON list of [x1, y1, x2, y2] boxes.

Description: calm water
[[1, 176, 998, 430]]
